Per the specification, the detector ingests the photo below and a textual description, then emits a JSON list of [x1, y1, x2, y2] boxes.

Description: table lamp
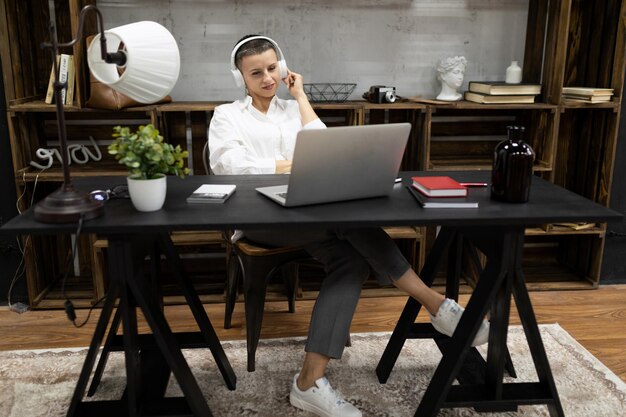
[[33, 2, 180, 223]]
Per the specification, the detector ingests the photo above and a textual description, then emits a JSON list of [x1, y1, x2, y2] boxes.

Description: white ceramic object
[[127, 174, 167, 212], [436, 56, 467, 101], [505, 61, 522, 84]]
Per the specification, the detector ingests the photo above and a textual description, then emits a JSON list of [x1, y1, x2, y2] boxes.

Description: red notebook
[[411, 176, 467, 197]]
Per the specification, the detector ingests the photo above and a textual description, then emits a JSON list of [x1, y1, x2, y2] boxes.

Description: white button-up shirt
[[208, 95, 326, 175]]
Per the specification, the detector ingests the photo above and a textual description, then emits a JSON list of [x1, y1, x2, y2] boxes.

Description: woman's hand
[[283, 69, 320, 126], [275, 160, 292, 174], [283, 70, 307, 101]]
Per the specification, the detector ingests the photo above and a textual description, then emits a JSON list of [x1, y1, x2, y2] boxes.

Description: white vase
[[505, 61, 522, 84], [126, 174, 167, 212]]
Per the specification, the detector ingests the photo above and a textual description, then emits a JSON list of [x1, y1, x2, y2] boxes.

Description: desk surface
[[1, 171, 621, 235]]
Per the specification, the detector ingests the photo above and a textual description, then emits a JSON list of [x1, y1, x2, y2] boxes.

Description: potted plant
[[108, 124, 189, 211]]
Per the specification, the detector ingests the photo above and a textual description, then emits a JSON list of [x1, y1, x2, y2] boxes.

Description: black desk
[[2, 171, 621, 417]]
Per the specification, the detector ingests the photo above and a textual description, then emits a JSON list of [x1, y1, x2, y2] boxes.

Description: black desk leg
[[376, 228, 456, 383], [66, 280, 119, 417], [466, 240, 518, 378], [158, 234, 237, 390], [412, 228, 564, 416], [123, 264, 214, 417], [87, 302, 122, 397], [475, 233, 517, 412], [445, 234, 463, 300], [512, 267, 565, 417], [415, 252, 507, 417], [119, 280, 141, 415]]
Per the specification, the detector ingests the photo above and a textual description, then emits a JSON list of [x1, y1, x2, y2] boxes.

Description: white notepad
[[187, 184, 236, 204]]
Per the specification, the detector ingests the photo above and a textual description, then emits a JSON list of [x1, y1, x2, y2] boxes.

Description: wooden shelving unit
[[1, 0, 625, 308]]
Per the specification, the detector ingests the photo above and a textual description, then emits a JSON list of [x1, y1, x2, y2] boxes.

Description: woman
[[209, 35, 489, 417]]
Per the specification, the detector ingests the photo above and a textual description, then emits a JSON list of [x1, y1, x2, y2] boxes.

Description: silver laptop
[[256, 123, 410, 207]]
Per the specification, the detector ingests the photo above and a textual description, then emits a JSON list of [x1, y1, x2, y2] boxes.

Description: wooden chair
[[203, 142, 312, 371]]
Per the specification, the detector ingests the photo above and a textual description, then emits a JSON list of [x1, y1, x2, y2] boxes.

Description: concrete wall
[[99, 0, 529, 102]]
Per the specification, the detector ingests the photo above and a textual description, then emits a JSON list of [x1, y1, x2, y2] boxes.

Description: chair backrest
[[202, 141, 211, 175]]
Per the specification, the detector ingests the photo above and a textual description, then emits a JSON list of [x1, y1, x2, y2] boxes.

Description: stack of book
[[464, 81, 542, 104], [562, 87, 614, 103], [408, 176, 479, 208]]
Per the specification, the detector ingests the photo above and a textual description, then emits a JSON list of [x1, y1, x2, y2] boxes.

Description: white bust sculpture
[[436, 56, 467, 101]]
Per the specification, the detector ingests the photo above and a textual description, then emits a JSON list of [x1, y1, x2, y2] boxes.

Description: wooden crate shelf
[[2, 0, 625, 306]]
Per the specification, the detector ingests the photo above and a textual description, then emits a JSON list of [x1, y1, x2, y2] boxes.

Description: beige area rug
[[0, 324, 624, 417]]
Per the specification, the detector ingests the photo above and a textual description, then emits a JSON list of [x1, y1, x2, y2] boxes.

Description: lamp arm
[[41, 4, 126, 66]]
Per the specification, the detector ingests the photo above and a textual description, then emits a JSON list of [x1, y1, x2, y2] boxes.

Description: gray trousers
[[243, 227, 411, 359]]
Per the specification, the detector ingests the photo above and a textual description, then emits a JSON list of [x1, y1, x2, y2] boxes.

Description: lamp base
[[34, 184, 104, 223]]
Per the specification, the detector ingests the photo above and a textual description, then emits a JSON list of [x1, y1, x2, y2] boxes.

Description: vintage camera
[[363, 85, 397, 103]]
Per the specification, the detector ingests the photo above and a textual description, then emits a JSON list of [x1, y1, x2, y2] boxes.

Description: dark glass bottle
[[491, 125, 535, 203]]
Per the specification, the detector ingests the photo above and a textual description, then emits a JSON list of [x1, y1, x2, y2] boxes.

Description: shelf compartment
[[312, 102, 363, 126], [364, 105, 427, 170], [157, 109, 214, 175], [0, 0, 104, 107], [8, 110, 155, 181], [520, 234, 604, 289], [525, 223, 605, 236], [563, 0, 624, 97], [425, 107, 558, 174], [89, 231, 226, 307], [22, 232, 92, 308], [461, 233, 605, 290], [555, 108, 620, 206]]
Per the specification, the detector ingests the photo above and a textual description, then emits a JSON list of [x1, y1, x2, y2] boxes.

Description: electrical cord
[[607, 230, 626, 238], [7, 169, 44, 312], [62, 213, 85, 326], [60, 213, 107, 328], [71, 295, 107, 328]]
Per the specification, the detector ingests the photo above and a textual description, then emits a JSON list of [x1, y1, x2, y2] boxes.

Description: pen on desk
[[459, 182, 488, 187]]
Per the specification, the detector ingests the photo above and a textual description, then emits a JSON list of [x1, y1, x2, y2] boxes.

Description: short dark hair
[[234, 34, 278, 70]]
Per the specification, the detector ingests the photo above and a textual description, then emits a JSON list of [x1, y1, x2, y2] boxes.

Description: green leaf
[[108, 123, 189, 179]]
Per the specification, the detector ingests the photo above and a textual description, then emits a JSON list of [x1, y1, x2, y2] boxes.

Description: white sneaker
[[289, 373, 362, 417], [428, 298, 490, 346]]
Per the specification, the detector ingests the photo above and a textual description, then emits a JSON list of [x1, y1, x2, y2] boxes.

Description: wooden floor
[[1, 285, 625, 382]]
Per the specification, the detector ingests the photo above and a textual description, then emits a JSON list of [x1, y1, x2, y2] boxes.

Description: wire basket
[[303, 83, 357, 103]]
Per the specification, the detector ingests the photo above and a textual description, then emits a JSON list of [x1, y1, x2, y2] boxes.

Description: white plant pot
[[126, 174, 167, 212]]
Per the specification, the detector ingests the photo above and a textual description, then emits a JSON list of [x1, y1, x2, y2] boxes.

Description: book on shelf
[[65, 55, 75, 105], [562, 87, 614, 96], [57, 54, 70, 105], [563, 94, 612, 103], [44, 55, 60, 104], [186, 184, 236, 204], [411, 176, 467, 197], [467, 81, 542, 96], [551, 222, 598, 231], [464, 91, 535, 104], [45, 54, 71, 105], [407, 186, 478, 208]]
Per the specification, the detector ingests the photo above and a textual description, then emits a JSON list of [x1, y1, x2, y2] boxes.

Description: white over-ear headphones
[[230, 36, 288, 88]]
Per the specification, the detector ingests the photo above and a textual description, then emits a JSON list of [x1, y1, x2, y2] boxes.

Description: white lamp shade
[[87, 21, 180, 103]]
